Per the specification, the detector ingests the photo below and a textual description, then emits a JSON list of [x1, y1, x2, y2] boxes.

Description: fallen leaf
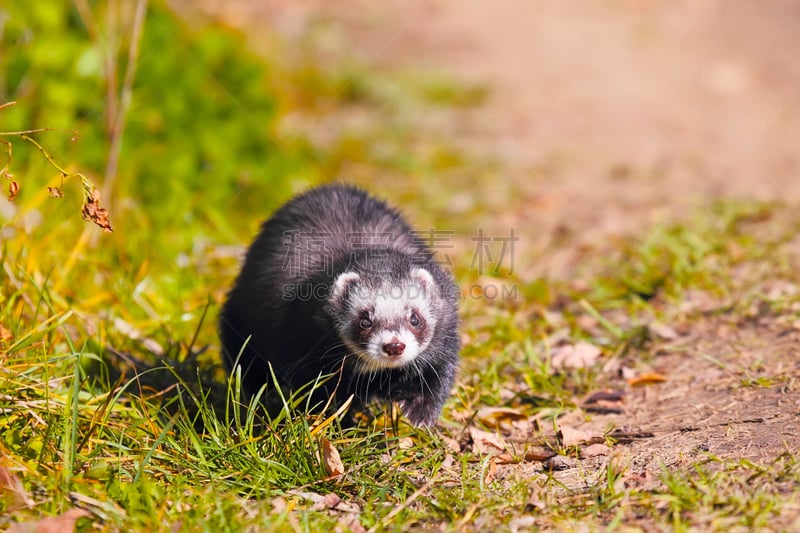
[[323, 492, 342, 508], [551, 342, 601, 370], [523, 447, 556, 462], [0, 463, 32, 509], [337, 515, 367, 533], [476, 407, 527, 429], [580, 443, 612, 458], [556, 426, 596, 447], [583, 389, 626, 404], [582, 389, 626, 414], [332, 499, 361, 514], [310, 493, 341, 511], [628, 372, 668, 386], [8, 509, 90, 533], [320, 438, 344, 478], [468, 427, 507, 455], [493, 453, 518, 465]]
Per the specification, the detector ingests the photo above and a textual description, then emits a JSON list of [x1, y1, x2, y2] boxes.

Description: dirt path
[[202, 0, 800, 226], [189, 0, 800, 280], [177, 0, 800, 487]]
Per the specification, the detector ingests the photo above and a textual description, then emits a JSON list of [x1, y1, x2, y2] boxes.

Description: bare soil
[[562, 318, 800, 478], [177, 0, 800, 491]]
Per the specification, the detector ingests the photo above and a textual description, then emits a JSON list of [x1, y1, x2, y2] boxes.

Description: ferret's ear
[[330, 271, 360, 308], [411, 268, 435, 292]]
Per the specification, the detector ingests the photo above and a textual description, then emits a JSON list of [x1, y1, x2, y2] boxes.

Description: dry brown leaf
[[288, 489, 361, 512], [582, 389, 626, 414], [551, 342, 601, 370], [476, 407, 527, 429], [332, 499, 360, 514], [493, 453, 518, 465], [523, 447, 556, 462], [556, 426, 596, 447], [8, 509, 91, 533], [468, 426, 507, 455], [310, 492, 341, 511], [322, 492, 342, 509], [81, 187, 113, 233], [303, 492, 361, 514], [337, 515, 367, 533], [320, 438, 344, 478], [580, 443, 612, 458], [628, 372, 668, 386], [583, 389, 626, 404], [7, 181, 19, 201], [0, 463, 32, 509]]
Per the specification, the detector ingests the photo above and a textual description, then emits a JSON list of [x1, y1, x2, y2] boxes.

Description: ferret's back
[[257, 185, 426, 284]]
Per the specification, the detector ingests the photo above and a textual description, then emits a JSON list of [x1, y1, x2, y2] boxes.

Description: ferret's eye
[[359, 316, 373, 329], [409, 311, 421, 327]]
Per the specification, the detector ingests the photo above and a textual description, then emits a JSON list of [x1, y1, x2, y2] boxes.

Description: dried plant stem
[[102, 0, 149, 200], [20, 135, 70, 178]]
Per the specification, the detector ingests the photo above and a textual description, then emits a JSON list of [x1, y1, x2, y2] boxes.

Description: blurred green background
[[1, 0, 323, 352]]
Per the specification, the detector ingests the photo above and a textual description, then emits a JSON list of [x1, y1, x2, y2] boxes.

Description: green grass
[[2, 1, 800, 531]]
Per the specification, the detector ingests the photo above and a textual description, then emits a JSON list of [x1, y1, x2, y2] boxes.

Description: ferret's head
[[328, 266, 441, 373]]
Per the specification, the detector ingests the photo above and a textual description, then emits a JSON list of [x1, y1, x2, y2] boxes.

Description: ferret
[[219, 184, 459, 427]]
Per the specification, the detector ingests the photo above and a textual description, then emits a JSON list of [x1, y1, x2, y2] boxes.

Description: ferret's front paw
[[400, 395, 441, 427]]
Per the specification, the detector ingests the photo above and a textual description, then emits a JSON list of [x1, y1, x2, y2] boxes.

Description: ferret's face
[[329, 268, 439, 373]]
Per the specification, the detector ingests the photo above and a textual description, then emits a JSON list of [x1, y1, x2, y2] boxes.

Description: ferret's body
[[219, 185, 459, 426]]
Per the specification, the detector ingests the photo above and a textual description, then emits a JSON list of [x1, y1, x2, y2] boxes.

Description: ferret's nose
[[383, 342, 406, 357]]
